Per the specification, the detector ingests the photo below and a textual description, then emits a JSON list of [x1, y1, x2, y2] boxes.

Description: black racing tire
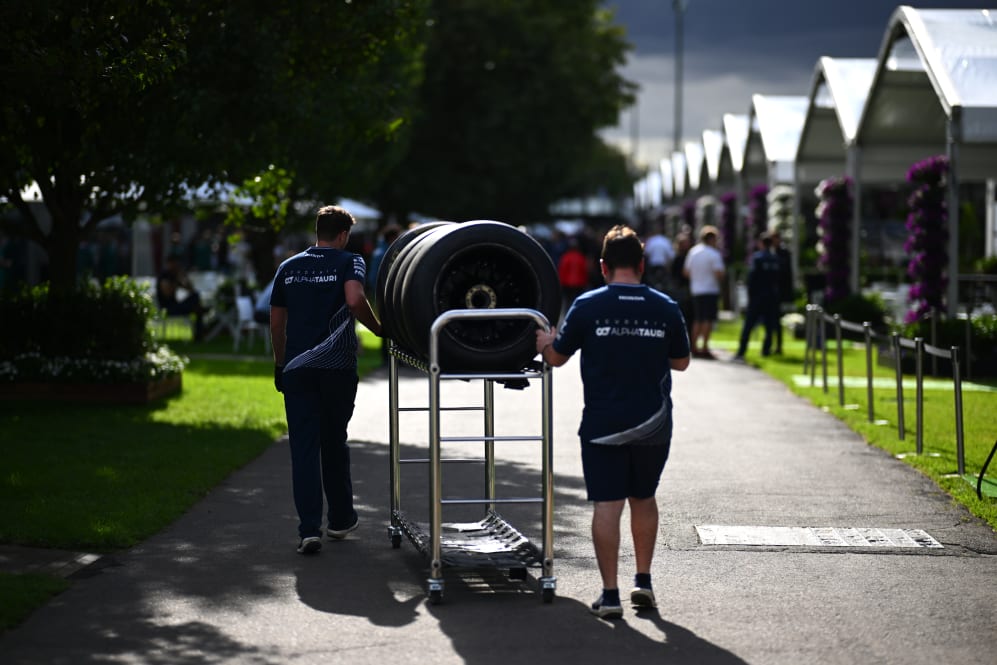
[[397, 220, 560, 371], [387, 226, 447, 353], [375, 221, 453, 345]]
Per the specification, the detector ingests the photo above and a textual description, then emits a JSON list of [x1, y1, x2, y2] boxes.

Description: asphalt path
[[2, 355, 995, 664]]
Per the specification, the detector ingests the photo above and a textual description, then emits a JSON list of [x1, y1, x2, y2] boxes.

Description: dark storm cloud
[[600, 0, 997, 166], [605, 0, 995, 62]]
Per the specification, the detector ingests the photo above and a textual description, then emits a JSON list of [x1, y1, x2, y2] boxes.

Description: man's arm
[[345, 279, 383, 337], [670, 356, 690, 372], [535, 327, 570, 367], [270, 305, 288, 366]]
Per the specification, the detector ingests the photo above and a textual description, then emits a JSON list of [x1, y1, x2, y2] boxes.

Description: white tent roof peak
[[858, 6, 997, 146], [817, 57, 878, 144], [702, 129, 725, 184], [670, 151, 687, 199], [722, 113, 750, 173], [684, 140, 705, 193], [795, 57, 878, 184], [750, 94, 809, 164], [658, 158, 674, 201]]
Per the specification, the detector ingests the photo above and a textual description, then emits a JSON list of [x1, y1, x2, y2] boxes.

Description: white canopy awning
[[702, 129, 724, 188], [746, 94, 809, 186], [684, 141, 705, 195], [796, 57, 878, 184], [659, 158, 674, 202], [670, 151, 687, 199], [855, 6, 997, 181], [722, 113, 750, 175]]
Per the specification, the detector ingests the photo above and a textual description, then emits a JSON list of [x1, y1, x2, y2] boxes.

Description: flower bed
[[0, 373, 182, 404]]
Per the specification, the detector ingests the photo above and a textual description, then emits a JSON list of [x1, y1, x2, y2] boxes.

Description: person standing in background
[[733, 232, 781, 361], [683, 226, 725, 359], [772, 232, 794, 354]]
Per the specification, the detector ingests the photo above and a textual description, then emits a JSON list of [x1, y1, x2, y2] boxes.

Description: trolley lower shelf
[[392, 509, 542, 570]]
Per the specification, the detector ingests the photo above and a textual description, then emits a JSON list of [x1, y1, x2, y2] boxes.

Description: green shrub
[[0, 277, 186, 383], [823, 292, 887, 330], [893, 314, 997, 352]]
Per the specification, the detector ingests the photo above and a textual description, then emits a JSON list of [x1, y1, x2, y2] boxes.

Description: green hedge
[[0, 277, 186, 383]]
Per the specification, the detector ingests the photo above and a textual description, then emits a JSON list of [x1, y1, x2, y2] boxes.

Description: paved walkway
[[2, 355, 995, 664]]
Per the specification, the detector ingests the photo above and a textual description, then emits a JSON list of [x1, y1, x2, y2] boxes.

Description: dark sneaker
[[630, 586, 657, 609], [297, 536, 322, 555], [589, 594, 623, 619], [326, 514, 359, 540]]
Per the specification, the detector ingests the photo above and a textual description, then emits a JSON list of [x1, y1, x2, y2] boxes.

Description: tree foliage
[[374, 0, 636, 224], [0, 0, 428, 291]]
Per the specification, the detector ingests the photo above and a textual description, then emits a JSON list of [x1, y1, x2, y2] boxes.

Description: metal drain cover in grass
[[695, 525, 943, 548]]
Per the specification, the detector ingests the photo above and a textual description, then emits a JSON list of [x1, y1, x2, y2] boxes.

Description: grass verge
[[0, 325, 383, 631], [712, 319, 997, 531]]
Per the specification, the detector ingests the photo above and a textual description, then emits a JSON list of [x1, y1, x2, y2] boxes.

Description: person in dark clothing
[[156, 256, 206, 340], [669, 231, 693, 334], [733, 233, 782, 360], [536, 225, 691, 620], [772, 233, 794, 354]]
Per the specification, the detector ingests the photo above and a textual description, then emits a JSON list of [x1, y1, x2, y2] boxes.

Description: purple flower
[[903, 155, 949, 321], [816, 175, 853, 305]]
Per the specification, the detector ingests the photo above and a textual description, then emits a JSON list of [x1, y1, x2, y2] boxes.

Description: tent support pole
[[946, 113, 961, 318]]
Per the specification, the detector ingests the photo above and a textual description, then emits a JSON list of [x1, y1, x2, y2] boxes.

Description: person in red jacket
[[558, 237, 589, 320]]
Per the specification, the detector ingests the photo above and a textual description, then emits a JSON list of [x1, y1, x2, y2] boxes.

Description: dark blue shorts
[[580, 441, 671, 502], [692, 294, 719, 322]]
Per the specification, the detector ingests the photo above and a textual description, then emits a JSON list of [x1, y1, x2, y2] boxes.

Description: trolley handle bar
[[429, 308, 552, 370]]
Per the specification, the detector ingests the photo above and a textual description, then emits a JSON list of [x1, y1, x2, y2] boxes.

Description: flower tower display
[[815, 175, 852, 305], [719, 191, 737, 263], [903, 156, 949, 323], [746, 184, 769, 244]]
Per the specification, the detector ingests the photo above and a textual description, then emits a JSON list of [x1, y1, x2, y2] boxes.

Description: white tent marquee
[[684, 140, 706, 196], [796, 57, 878, 291], [746, 94, 809, 187], [855, 5, 997, 314]]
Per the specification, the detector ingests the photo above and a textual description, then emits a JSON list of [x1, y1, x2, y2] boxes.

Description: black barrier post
[[893, 333, 906, 441], [802, 305, 809, 373], [809, 306, 819, 387], [821, 312, 829, 394], [915, 337, 924, 456], [953, 346, 965, 476], [834, 314, 845, 406], [965, 318, 972, 382], [864, 322, 874, 423], [930, 311, 938, 377]]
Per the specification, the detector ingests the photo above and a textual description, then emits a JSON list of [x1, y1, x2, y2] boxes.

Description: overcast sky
[[599, 0, 995, 169]]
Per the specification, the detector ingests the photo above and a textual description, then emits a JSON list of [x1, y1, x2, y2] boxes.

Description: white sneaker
[[589, 593, 623, 619], [326, 515, 359, 540], [296, 536, 322, 555], [630, 586, 657, 609]]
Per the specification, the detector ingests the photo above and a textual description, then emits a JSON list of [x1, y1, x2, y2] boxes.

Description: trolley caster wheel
[[508, 567, 528, 581], [428, 589, 444, 605], [390, 534, 402, 549], [542, 588, 554, 604]]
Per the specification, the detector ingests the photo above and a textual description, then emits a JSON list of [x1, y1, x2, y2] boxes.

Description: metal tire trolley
[[386, 308, 556, 605]]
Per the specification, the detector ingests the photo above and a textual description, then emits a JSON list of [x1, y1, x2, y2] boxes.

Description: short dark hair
[[315, 205, 356, 241], [601, 224, 644, 271]]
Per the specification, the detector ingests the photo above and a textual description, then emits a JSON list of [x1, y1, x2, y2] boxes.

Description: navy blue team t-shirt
[[552, 283, 690, 445], [270, 246, 366, 372]]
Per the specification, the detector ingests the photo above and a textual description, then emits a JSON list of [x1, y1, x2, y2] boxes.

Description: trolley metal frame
[[386, 308, 556, 604]]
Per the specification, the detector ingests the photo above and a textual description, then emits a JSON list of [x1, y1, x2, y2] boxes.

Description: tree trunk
[[42, 200, 84, 295]]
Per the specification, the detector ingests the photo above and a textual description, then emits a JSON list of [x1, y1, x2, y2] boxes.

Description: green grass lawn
[[711, 318, 997, 531], [0, 325, 384, 631]]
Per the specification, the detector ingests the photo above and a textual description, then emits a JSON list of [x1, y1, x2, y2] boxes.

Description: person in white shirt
[[682, 226, 725, 359], [642, 222, 674, 292]]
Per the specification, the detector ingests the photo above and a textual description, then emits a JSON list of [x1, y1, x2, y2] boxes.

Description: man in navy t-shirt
[[536, 225, 690, 619], [270, 206, 382, 555]]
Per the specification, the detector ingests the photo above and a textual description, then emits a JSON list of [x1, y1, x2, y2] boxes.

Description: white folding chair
[[233, 295, 270, 354]]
